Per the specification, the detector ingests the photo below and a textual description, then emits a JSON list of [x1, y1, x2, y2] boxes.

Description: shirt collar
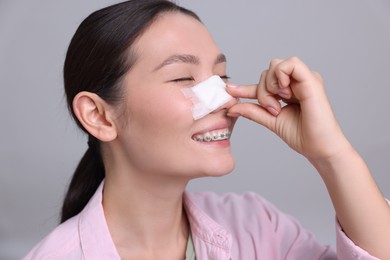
[[78, 181, 121, 259], [184, 192, 233, 259], [77, 181, 232, 259]]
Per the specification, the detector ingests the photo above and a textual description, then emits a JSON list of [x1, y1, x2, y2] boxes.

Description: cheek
[[119, 87, 197, 174], [128, 87, 193, 132]]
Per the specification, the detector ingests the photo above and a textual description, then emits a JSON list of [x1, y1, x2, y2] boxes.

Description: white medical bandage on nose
[[181, 75, 234, 120]]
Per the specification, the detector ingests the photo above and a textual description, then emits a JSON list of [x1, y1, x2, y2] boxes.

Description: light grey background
[[1, 0, 389, 259]]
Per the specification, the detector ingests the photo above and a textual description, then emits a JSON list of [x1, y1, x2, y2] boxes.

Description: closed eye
[[171, 75, 230, 83], [172, 77, 194, 83]]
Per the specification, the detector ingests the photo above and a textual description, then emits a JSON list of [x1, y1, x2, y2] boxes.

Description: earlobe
[[72, 91, 117, 142]]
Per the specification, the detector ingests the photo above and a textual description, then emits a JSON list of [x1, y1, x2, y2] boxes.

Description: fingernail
[[266, 106, 279, 116], [227, 83, 238, 88], [227, 112, 241, 118]]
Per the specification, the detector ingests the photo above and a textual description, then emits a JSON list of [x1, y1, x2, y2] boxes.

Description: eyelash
[[172, 75, 230, 82]]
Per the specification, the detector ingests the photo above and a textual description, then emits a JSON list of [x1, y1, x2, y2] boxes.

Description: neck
[[102, 166, 190, 258]]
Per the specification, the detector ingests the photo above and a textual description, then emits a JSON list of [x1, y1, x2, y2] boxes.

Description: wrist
[[308, 142, 357, 178]]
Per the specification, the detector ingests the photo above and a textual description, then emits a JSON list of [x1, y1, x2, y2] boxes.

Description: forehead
[[133, 12, 221, 68]]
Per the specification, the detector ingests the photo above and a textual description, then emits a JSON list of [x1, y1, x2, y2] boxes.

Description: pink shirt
[[24, 182, 379, 259]]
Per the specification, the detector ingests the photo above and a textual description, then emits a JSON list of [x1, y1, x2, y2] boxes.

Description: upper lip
[[193, 119, 232, 136]]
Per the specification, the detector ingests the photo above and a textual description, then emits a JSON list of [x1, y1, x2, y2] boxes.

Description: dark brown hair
[[61, 0, 200, 223]]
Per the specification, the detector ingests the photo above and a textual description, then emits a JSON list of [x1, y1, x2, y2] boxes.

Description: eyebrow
[[153, 53, 227, 71]]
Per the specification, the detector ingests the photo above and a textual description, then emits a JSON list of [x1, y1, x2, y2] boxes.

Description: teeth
[[193, 129, 231, 142], [211, 131, 218, 140], [204, 133, 212, 142], [195, 136, 203, 142]]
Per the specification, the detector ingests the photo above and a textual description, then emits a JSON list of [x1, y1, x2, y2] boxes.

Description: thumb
[[228, 103, 276, 132]]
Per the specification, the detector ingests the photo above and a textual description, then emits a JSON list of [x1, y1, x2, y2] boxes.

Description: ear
[[72, 91, 117, 142]]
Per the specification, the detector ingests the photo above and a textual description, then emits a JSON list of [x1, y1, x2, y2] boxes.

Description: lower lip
[[193, 139, 231, 148]]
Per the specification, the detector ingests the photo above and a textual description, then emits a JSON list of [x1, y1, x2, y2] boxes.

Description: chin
[[202, 155, 235, 177]]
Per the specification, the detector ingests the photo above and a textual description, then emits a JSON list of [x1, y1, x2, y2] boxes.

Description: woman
[[24, 0, 390, 259]]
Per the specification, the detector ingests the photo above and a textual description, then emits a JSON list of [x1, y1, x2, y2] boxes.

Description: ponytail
[[60, 137, 104, 223]]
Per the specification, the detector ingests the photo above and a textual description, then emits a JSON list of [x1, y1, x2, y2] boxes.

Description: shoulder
[[186, 191, 334, 259], [185, 191, 312, 240], [23, 215, 83, 260], [185, 191, 282, 229], [186, 191, 275, 218]]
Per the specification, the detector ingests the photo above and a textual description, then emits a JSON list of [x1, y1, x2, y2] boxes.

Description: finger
[[226, 84, 257, 99], [275, 56, 314, 85], [265, 59, 283, 92], [275, 57, 322, 101], [312, 71, 323, 82], [257, 70, 282, 116], [227, 102, 276, 132], [227, 71, 283, 116], [267, 59, 293, 100]]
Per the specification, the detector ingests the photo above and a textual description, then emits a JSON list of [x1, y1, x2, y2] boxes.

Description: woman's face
[[114, 12, 237, 179]]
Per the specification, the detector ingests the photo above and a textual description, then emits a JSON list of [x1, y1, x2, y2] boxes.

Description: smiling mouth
[[192, 128, 231, 142]]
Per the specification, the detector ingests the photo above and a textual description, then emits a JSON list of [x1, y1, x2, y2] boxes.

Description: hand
[[227, 57, 350, 162], [227, 57, 390, 259]]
